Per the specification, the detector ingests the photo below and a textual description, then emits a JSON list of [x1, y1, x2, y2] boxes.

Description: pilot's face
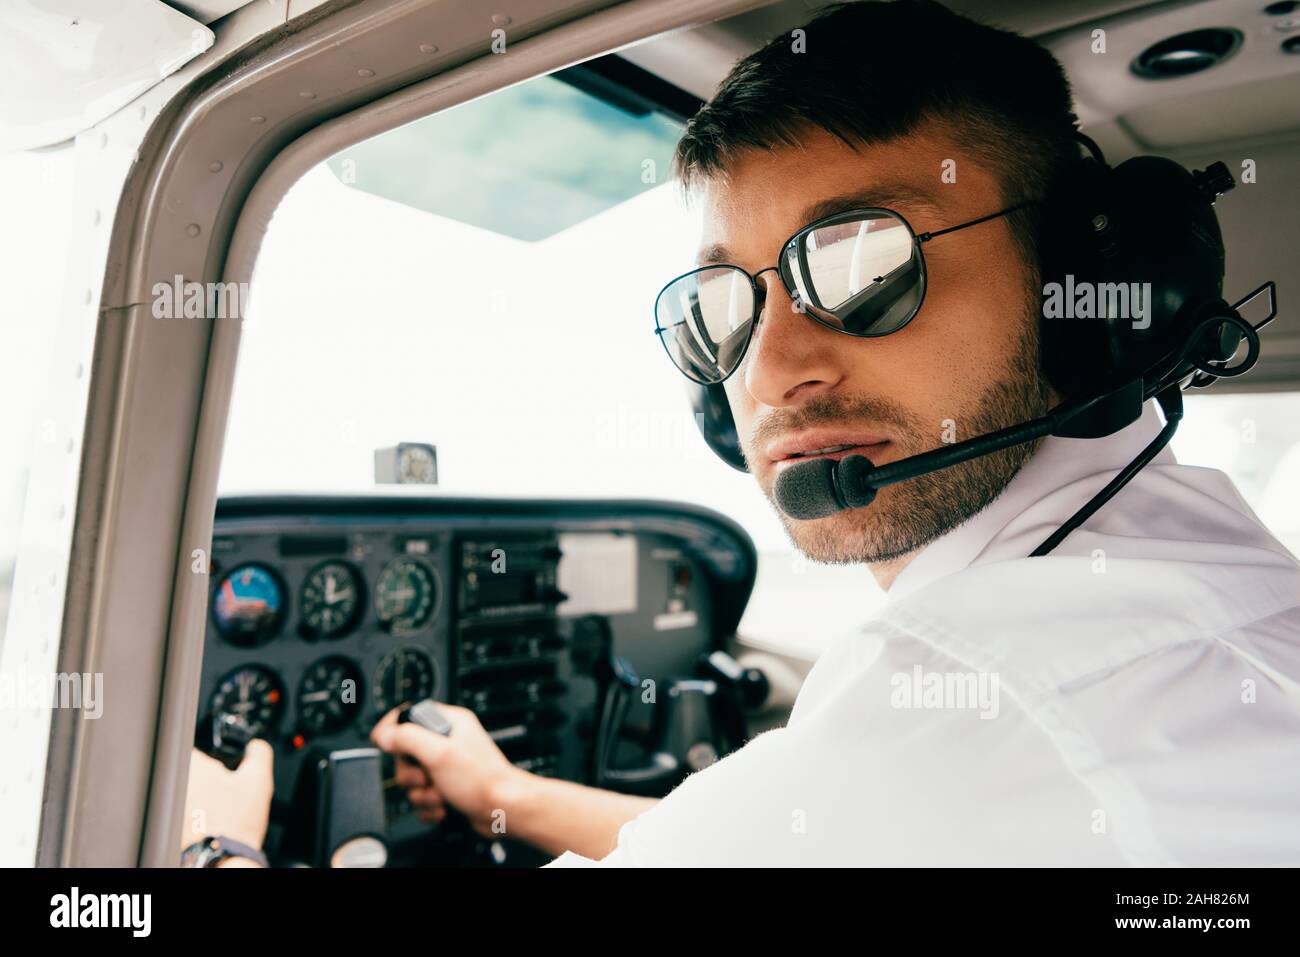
[[701, 122, 1055, 574]]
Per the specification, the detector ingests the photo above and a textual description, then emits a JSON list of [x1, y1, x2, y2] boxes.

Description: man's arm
[[181, 742, 274, 867], [490, 770, 657, 860], [371, 706, 657, 861]]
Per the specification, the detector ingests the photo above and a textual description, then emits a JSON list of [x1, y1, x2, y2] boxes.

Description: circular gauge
[[209, 665, 285, 738], [399, 445, 437, 484], [299, 561, 363, 640], [374, 558, 439, 635], [298, 655, 363, 735], [374, 647, 437, 714], [212, 564, 286, 646]]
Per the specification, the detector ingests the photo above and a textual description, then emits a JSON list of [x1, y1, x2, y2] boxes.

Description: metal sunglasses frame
[[654, 200, 1037, 385]]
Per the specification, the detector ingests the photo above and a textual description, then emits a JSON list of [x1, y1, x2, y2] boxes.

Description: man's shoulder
[[873, 548, 1300, 690], [847, 551, 1300, 865]]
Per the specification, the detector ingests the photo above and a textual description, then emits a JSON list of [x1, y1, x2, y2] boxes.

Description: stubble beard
[[752, 315, 1054, 566]]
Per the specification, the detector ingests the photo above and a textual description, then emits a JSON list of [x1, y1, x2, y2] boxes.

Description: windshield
[[220, 62, 1300, 655]]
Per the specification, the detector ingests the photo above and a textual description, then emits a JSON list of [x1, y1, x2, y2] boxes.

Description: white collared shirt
[[549, 400, 1300, 866]]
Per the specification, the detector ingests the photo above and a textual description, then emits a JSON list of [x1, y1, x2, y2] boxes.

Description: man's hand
[[181, 741, 274, 863], [371, 704, 658, 859], [371, 704, 523, 838]]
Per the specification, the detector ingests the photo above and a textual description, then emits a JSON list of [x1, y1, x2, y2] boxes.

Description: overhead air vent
[[1131, 28, 1244, 79]]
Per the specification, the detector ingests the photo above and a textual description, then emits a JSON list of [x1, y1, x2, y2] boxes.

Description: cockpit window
[[222, 60, 888, 650], [322, 73, 684, 241], [221, 61, 1300, 658]]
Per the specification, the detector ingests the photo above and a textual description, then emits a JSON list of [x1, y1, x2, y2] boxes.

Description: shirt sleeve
[[544, 850, 599, 867], [539, 619, 1131, 866]]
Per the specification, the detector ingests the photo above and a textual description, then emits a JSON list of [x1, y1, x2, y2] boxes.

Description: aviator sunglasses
[[654, 201, 1035, 385]]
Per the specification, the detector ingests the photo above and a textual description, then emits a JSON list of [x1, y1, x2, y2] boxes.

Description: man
[[185, 0, 1300, 866]]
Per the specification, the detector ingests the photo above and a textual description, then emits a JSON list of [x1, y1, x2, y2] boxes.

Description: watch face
[[182, 838, 225, 868], [181, 836, 265, 868], [180, 840, 209, 868]]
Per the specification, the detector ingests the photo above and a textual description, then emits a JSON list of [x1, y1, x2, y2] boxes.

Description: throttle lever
[[399, 698, 454, 736], [698, 650, 768, 754], [200, 712, 254, 771], [700, 650, 769, 710]]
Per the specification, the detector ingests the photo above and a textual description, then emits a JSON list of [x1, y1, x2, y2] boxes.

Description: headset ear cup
[[686, 381, 749, 472], [1038, 154, 1229, 398], [1037, 157, 1117, 398], [1107, 156, 1227, 379]]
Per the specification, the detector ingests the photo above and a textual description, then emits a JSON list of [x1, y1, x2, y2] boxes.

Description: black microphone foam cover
[[835, 454, 878, 509], [773, 457, 842, 520]]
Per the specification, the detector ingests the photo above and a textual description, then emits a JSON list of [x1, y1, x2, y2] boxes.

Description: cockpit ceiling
[[621, 0, 1300, 153]]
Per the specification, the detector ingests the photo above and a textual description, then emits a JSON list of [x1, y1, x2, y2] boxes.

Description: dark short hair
[[673, 0, 1081, 268]]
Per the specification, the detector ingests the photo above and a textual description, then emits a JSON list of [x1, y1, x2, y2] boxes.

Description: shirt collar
[[886, 399, 1175, 604]]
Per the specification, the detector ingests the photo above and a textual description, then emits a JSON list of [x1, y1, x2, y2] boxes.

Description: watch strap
[[181, 835, 268, 868]]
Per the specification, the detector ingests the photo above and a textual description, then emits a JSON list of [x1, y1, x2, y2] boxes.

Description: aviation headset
[[684, 133, 1273, 477]]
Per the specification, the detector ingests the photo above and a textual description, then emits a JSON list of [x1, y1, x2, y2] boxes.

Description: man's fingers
[[394, 760, 431, 789], [437, 703, 479, 730], [417, 806, 448, 824], [371, 711, 451, 769], [371, 706, 405, 739], [190, 747, 223, 774], [237, 739, 274, 775], [407, 786, 445, 811], [387, 722, 452, 768]]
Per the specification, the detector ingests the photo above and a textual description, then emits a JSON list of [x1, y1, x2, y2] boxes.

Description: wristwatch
[[181, 835, 269, 868]]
